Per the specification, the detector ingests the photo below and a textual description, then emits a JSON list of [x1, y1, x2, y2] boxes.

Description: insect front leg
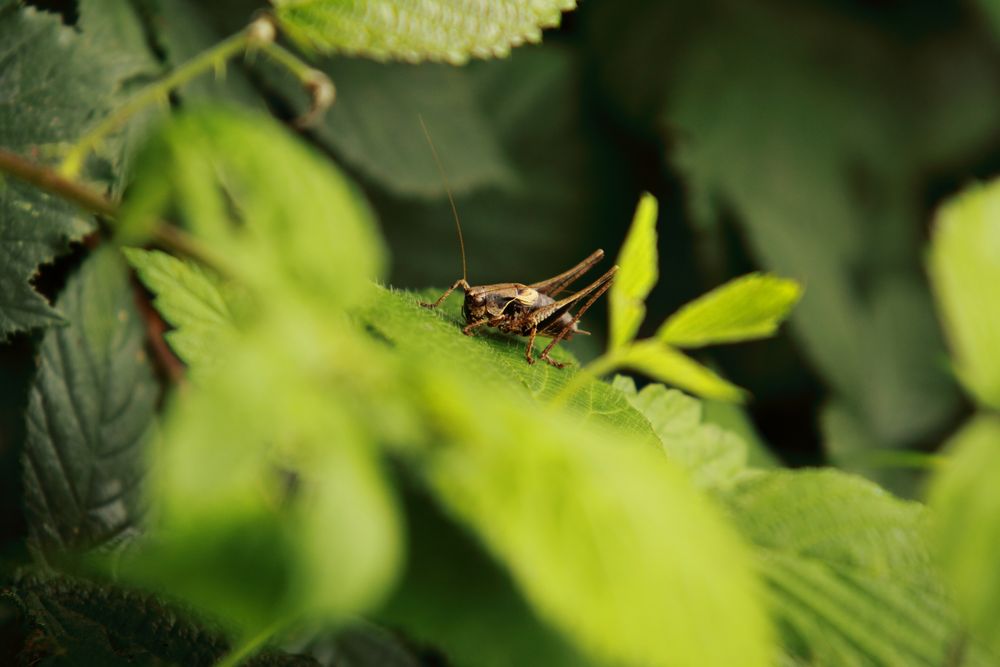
[[421, 279, 470, 309], [524, 326, 538, 365], [462, 319, 489, 336]]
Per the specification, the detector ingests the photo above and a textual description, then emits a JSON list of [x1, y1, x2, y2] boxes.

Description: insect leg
[[421, 279, 470, 309], [462, 319, 490, 336], [540, 267, 617, 368], [524, 326, 538, 365], [530, 250, 604, 296]]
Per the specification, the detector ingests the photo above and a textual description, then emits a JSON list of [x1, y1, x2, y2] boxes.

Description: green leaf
[[616, 340, 745, 402], [614, 376, 747, 490], [729, 469, 968, 666], [273, 0, 577, 64], [22, 247, 157, 554], [0, 0, 157, 338], [928, 178, 1000, 410], [121, 247, 240, 376], [420, 371, 773, 667], [928, 415, 1000, 656], [363, 288, 773, 667], [609, 192, 658, 349], [119, 105, 385, 307], [258, 58, 516, 198], [658, 273, 801, 348]]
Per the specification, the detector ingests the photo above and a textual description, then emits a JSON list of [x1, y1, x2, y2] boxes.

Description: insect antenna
[[418, 113, 468, 283]]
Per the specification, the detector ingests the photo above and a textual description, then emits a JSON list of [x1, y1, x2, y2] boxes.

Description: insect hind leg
[[540, 267, 617, 368]]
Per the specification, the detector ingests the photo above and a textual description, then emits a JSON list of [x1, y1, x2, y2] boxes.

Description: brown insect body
[[417, 115, 616, 368], [422, 250, 617, 368]]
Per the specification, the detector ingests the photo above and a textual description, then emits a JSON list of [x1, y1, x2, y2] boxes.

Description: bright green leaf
[[119, 105, 385, 307], [928, 415, 1000, 656], [420, 369, 773, 667], [730, 469, 970, 666], [614, 376, 747, 489], [658, 273, 801, 348], [0, 0, 157, 338], [22, 248, 157, 554], [122, 248, 240, 376], [616, 340, 745, 402], [609, 193, 658, 349], [928, 178, 1000, 410], [273, 0, 577, 64]]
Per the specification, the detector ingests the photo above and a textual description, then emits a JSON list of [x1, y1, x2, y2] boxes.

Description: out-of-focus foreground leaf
[[362, 287, 774, 667], [0, 0, 156, 339], [927, 177, 1000, 410], [22, 248, 156, 556], [928, 416, 1000, 659], [729, 469, 975, 666], [273, 0, 576, 64]]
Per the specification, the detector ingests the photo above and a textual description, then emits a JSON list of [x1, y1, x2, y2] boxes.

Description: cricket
[[417, 117, 618, 368]]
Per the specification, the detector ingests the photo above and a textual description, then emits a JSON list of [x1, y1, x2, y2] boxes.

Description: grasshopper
[[417, 117, 617, 368]]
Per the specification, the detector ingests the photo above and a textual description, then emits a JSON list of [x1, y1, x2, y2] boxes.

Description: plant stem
[[58, 16, 278, 178], [259, 42, 336, 128], [214, 623, 282, 667], [0, 147, 225, 272]]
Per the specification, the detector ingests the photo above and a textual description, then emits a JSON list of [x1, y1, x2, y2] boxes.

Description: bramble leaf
[[730, 469, 972, 666], [616, 340, 745, 402], [928, 415, 1000, 657], [22, 248, 157, 555], [273, 0, 577, 64], [614, 377, 747, 490], [609, 193, 658, 349], [122, 248, 240, 377], [658, 273, 801, 348], [927, 177, 1000, 410], [0, 0, 157, 338]]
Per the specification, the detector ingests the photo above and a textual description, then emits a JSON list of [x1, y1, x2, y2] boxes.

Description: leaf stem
[[258, 42, 335, 128], [214, 622, 283, 667], [58, 16, 278, 178], [0, 148, 225, 272]]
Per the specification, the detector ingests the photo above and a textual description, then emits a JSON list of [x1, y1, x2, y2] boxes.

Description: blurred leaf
[[0, 0, 156, 338], [729, 469, 968, 666], [609, 193, 658, 349], [282, 621, 430, 667], [616, 340, 745, 402], [122, 248, 240, 376], [5, 572, 318, 666], [119, 105, 385, 306], [928, 415, 1000, 657], [658, 273, 801, 348], [613, 376, 747, 490], [363, 288, 773, 667], [117, 301, 405, 634], [262, 58, 516, 198], [379, 489, 592, 667], [661, 5, 960, 446], [701, 399, 780, 468], [273, 0, 577, 64], [22, 248, 157, 555], [928, 178, 1000, 410]]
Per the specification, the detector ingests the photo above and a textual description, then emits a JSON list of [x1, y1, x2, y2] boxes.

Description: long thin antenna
[[418, 113, 467, 282]]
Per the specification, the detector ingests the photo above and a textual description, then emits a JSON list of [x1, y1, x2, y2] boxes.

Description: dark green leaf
[[274, 0, 577, 64], [22, 248, 157, 554], [0, 0, 157, 338]]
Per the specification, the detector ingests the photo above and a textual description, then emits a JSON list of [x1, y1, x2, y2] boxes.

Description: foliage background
[[3, 0, 1000, 664]]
